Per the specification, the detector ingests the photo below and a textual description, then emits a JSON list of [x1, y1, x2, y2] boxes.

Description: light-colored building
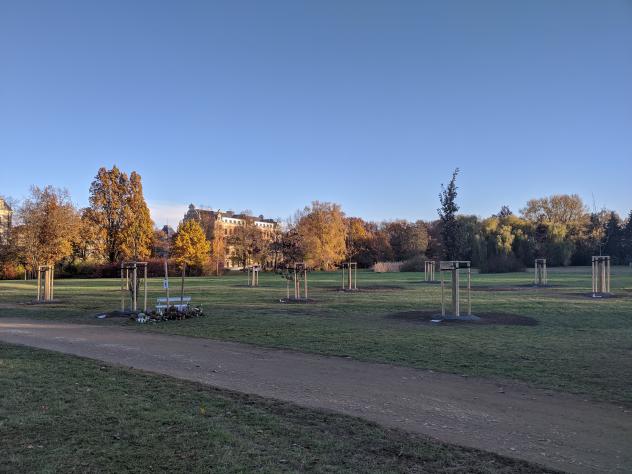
[[183, 205, 278, 269], [0, 197, 12, 243]]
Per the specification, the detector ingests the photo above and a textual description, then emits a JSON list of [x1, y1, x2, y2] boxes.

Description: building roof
[[186, 204, 276, 224]]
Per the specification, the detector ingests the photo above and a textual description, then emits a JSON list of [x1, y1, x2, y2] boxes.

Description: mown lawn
[[1, 266, 631, 403], [0, 343, 551, 473]]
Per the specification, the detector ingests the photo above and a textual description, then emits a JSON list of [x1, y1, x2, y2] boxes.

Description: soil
[[386, 311, 539, 326], [565, 292, 626, 300], [1, 318, 630, 473], [470, 285, 560, 292], [332, 285, 405, 292], [25, 299, 64, 305], [278, 297, 317, 304], [95, 310, 137, 319]]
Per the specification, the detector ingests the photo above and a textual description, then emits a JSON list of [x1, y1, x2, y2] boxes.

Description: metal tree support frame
[[285, 262, 308, 300], [439, 261, 471, 317], [592, 256, 611, 296], [424, 260, 436, 282], [341, 262, 357, 290], [534, 258, 547, 286], [120, 261, 148, 312], [36, 265, 54, 301], [247, 265, 260, 287]]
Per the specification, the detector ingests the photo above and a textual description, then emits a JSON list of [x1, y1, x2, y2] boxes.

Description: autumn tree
[[381, 220, 428, 261], [70, 213, 102, 263], [17, 186, 80, 271], [521, 194, 588, 237], [85, 166, 154, 262], [437, 168, 461, 260], [119, 172, 154, 260], [171, 220, 210, 270], [227, 221, 267, 268], [345, 217, 374, 266], [295, 201, 346, 270], [209, 234, 226, 275]]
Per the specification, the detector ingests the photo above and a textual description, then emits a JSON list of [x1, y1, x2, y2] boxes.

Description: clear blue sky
[[1, 0, 631, 226]]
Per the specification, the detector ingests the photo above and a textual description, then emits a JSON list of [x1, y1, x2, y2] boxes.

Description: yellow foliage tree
[[171, 220, 210, 269], [295, 201, 346, 270]]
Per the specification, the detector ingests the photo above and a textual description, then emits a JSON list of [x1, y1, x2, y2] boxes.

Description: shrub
[[372, 261, 403, 273], [400, 255, 427, 272], [479, 254, 526, 273], [0, 262, 24, 280], [58, 259, 206, 279]]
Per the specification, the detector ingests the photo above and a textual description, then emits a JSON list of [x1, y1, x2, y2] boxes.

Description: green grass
[[1, 266, 631, 403], [0, 343, 551, 473]]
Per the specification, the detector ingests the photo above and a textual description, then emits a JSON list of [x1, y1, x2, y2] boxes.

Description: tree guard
[[120, 261, 148, 312], [37, 265, 54, 301], [424, 261, 436, 282], [534, 258, 547, 286], [341, 262, 357, 290], [279, 262, 309, 301], [592, 256, 611, 297], [247, 264, 260, 287], [439, 261, 471, 317]]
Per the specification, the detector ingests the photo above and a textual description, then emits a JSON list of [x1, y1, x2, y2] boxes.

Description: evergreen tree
[[437, 168, 461, 260], [621, 210, 632, 264]]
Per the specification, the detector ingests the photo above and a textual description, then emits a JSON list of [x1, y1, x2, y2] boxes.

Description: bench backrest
[[156, 296, 191, 303]]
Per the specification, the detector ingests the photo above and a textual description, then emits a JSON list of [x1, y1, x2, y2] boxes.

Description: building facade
[[0, 198, 12, 243], [183, 205, 279, 269]]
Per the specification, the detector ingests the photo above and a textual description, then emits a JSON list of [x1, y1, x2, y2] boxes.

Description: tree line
[[1, 167, 631, 278]]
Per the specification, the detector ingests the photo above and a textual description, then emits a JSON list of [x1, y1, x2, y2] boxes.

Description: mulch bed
[[565, 292, 625, 300], [95, 310, 136, 319], [386, 311, 538, 326], [331, 285, 405, 292], [278, 297, 317, 304], [470, 284, 560, 292], [25, 299, 64, 305]]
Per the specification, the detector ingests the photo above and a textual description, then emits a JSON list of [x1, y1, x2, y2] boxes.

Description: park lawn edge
[[0, 342, 556, 473]]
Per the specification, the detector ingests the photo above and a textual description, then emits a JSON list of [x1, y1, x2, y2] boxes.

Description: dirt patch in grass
[[278, 298, 317, 304], [471, 285, 561, 292], [330, 285, 405, 292], [564, 292, 626, 300], [386, 311, 538, 326], [24, 300, 65, 305]]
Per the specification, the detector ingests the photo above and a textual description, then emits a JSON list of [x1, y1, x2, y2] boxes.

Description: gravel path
[[1, 318, 630, 473]]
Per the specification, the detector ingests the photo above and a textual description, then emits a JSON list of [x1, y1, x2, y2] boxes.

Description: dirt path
[[1, 318, 630, 473]]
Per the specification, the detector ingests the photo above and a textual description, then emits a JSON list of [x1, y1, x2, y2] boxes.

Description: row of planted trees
[[1, 167, 631, 279]]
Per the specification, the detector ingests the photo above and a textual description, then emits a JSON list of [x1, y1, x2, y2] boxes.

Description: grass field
[[1, 266, 631, 403], [0, 343, 550, 473]]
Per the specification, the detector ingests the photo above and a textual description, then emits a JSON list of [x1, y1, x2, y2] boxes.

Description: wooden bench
[[156, 296, 191, 313]]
